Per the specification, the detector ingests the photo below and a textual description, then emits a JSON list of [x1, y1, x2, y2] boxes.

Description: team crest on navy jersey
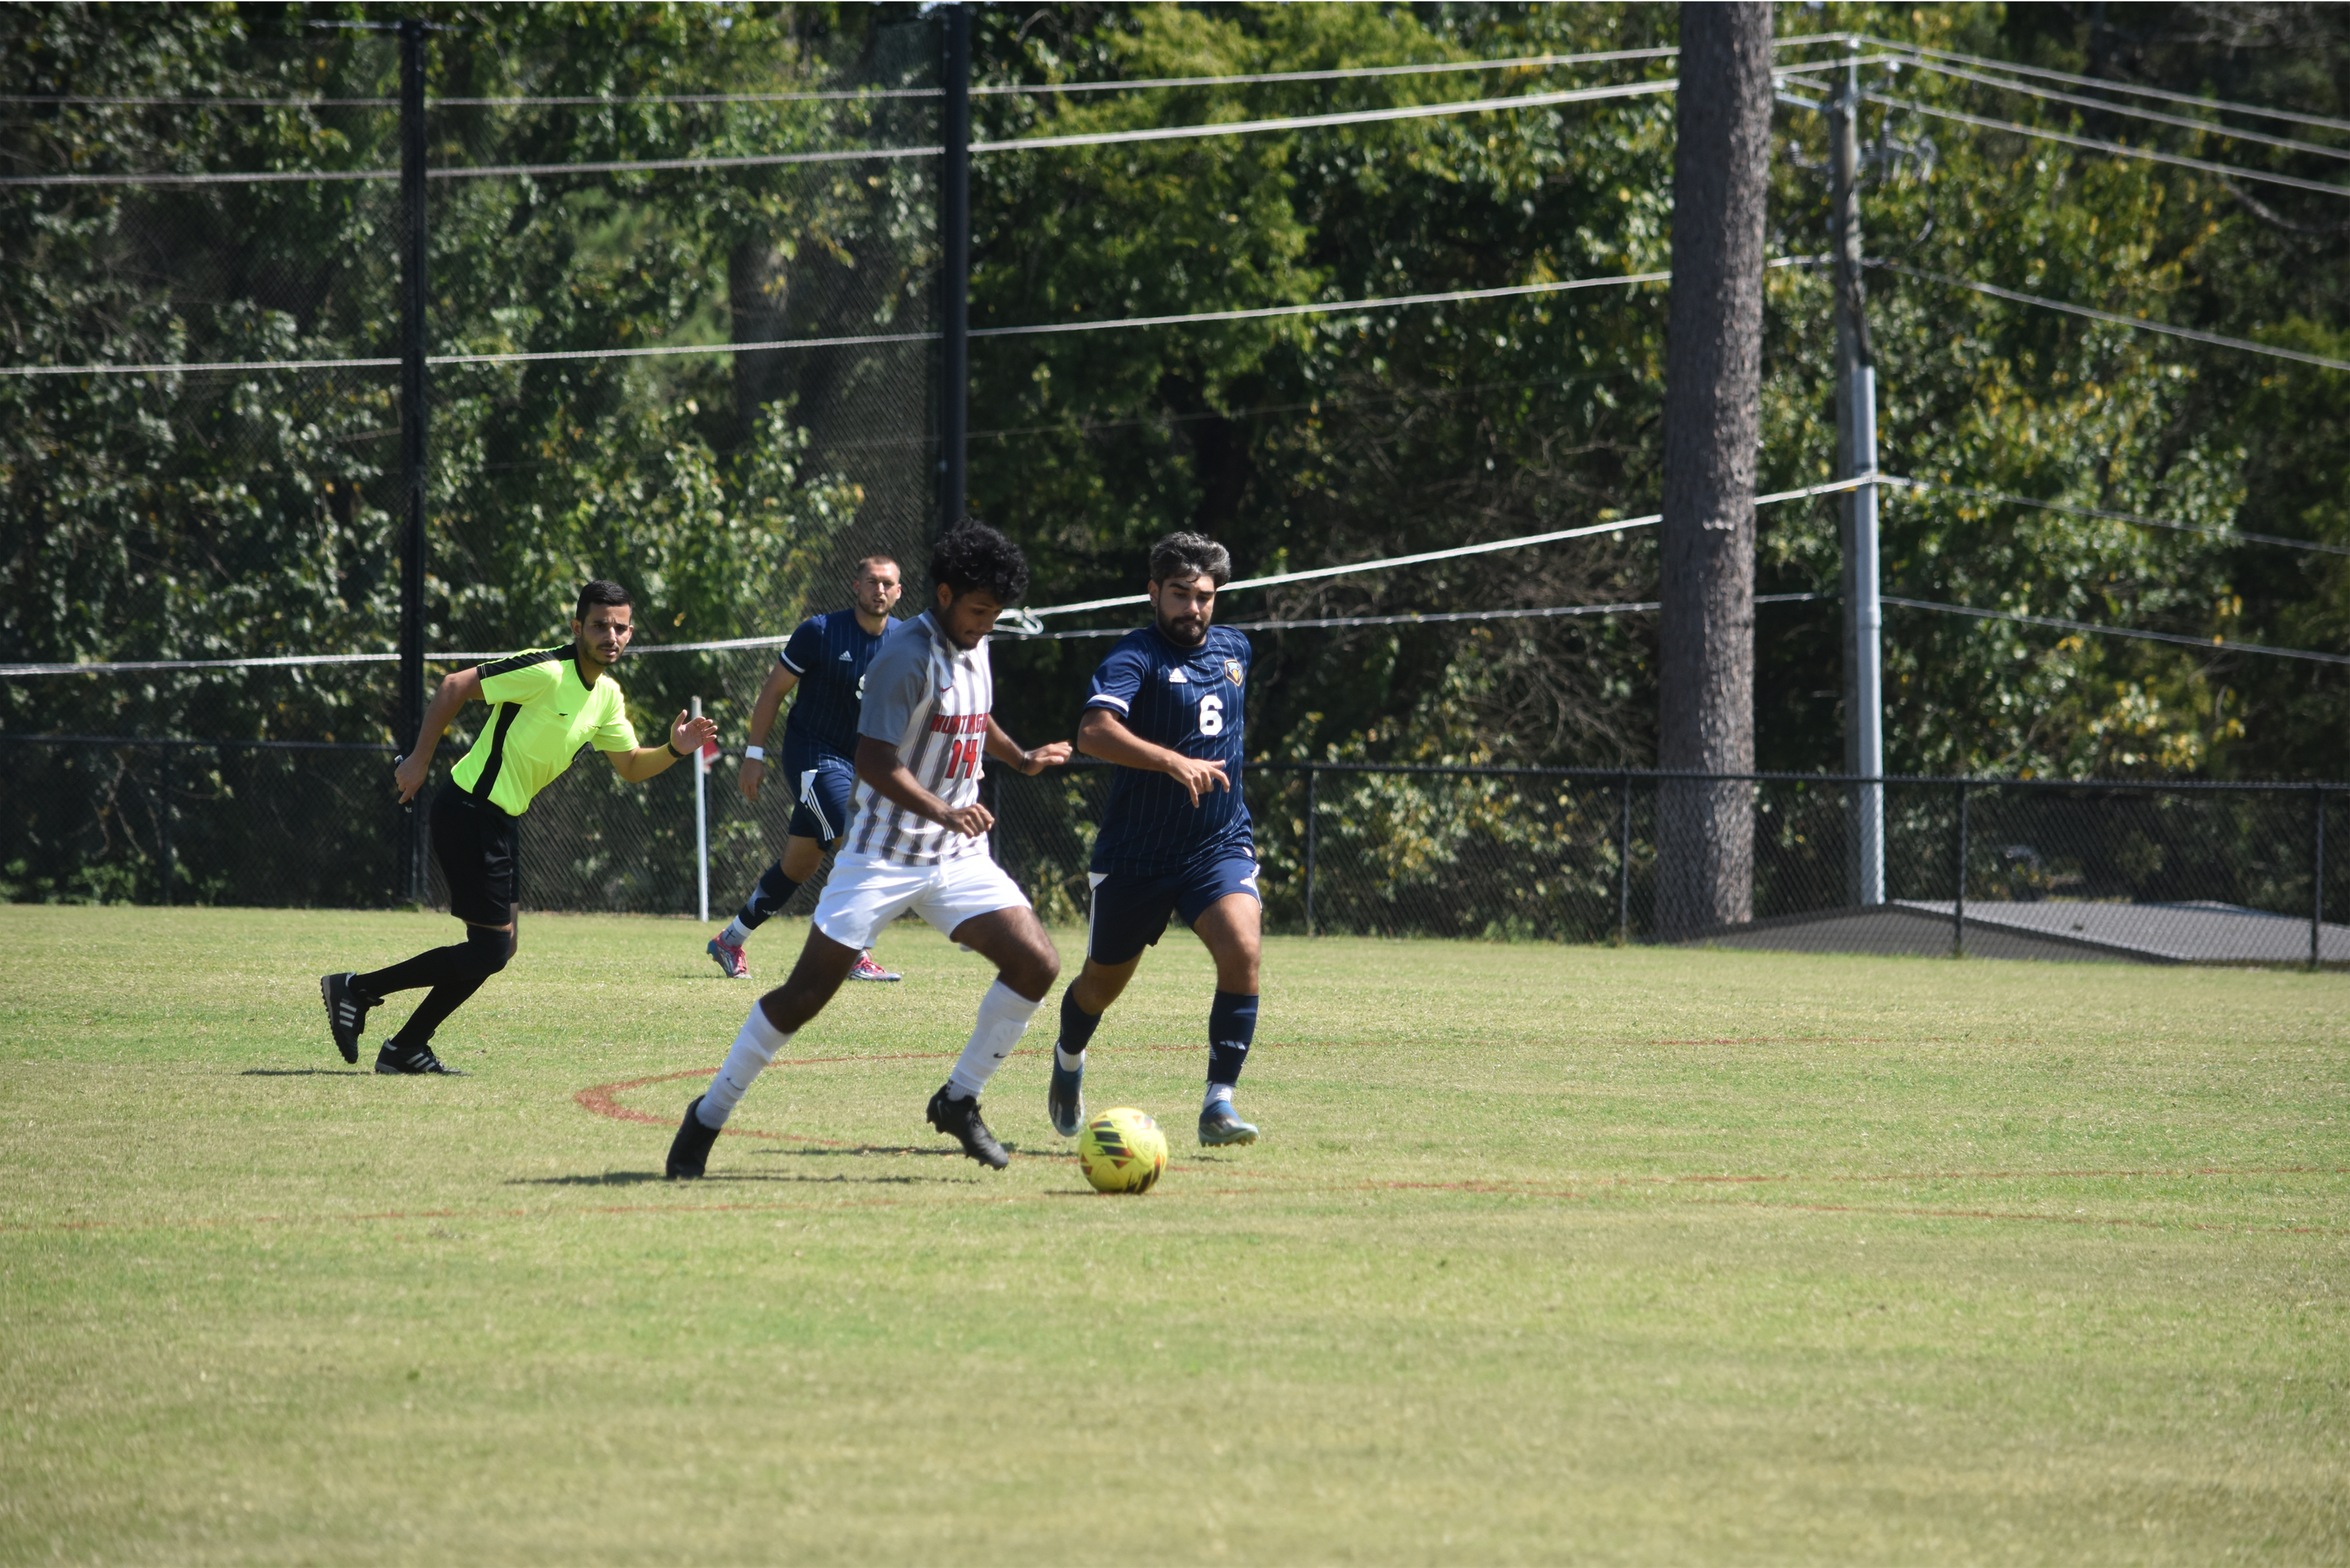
[[1225, 659, 1244, 685]]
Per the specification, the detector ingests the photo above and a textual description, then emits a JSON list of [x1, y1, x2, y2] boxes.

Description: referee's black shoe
[[926, 1084, 1010, 1170], [374, 1043, 463, 1075], [321, 972, 373, 1064], [667, 1095, 720, 1180]]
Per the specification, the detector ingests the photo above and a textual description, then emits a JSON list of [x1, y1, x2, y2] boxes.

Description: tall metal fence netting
[[2, 13, 944, 906]]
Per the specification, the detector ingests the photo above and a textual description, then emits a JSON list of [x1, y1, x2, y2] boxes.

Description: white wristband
[[743, 746, 765, 762]]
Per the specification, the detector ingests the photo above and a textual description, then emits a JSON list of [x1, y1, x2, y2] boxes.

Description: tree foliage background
[[4, 1, 2346, 787]]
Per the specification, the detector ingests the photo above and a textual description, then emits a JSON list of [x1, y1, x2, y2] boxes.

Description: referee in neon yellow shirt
[[321, 580, 719, 1074]]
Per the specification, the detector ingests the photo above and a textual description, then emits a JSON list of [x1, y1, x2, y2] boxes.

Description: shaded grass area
[[1, 904, 2345, 1563]]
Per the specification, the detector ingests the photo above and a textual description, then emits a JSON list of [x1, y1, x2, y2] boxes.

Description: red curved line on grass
[[1652, 1036, 1895, 1046], [572, 1041, 1329, 1166], [0, 1195, 914, 1234], [577, 1057, 2350, 1194]]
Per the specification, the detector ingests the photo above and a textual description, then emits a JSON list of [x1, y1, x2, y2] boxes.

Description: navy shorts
[[782, 751, 857, 844], [1086, 852, 1261, 967]]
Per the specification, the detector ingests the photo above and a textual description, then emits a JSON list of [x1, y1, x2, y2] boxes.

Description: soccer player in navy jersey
[[707, 554, 904, 983], [1049, 532, 1264, 1148]]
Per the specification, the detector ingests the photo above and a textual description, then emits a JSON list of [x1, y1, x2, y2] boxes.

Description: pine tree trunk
[[728, 238, 793, 448], [1656, 0, 1773, 939]]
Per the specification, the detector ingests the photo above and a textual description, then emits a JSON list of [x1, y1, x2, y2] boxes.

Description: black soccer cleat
[[1047, 1054, 1085, 1139], [926, 1084, 1010, 1170], [374, 1043, 463, 1076], [321, 972, 372, 1064], [1198, 1104, 1259, 1147], [667, 1095, 720, 1180]]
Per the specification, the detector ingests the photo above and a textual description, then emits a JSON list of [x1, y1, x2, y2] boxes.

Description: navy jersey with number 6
[[778, 608, 889, 762], [1084, 623, 1253, 876]]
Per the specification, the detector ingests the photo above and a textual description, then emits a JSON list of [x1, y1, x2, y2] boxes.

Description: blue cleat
[[1047, 1055, 1085, 1138], [1198, 1103, 1258, 1147]]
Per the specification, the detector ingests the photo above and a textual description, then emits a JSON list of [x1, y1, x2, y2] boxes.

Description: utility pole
[[938, 3, 971, 537], [397, 17, 429, 902], [1830, 44, 1886, 906]]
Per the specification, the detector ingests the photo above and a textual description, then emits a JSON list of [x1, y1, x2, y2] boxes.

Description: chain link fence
[[7, 726, 2341, 969]]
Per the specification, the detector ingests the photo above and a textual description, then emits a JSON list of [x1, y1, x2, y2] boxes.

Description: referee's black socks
[[358, 924, 514, 1050]]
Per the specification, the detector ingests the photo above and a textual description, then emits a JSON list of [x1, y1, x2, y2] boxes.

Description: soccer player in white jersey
[[664, 523, 1072, 1174]]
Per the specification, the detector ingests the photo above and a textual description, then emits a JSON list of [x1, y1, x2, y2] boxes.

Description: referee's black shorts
[[430, 784, 519, 926]]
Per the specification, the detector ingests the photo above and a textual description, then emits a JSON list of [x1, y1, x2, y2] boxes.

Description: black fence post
[[397, 18, 430, 905], [2314, 785, 2327, 972], [155, 747, 171, 907], [1303, 765, 1318, 938], [937, 3, 971, 536], [1953, 778, 1969, 959], [1617, 772, 1633, 944]]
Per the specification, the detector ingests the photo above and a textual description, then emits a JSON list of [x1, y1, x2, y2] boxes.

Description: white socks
[[718, 917, 753, 949], [1055, 1044, 1085, 1071], [698, 1003, 794, 1128], [702, 983, 1041, 1126], [1204, 1082, 1234, 1112], [946, 981, 1043, 1101]]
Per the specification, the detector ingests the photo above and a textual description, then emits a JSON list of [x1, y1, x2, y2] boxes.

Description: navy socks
[[1206, 989, 1259, 1095], [736, 862, 802, 931]]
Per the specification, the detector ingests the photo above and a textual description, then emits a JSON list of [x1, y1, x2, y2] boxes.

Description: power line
[[964, 75, 1679, 157], [0, 164, 401, 188], [1017, 478, 1872, 623], [0, 352, 404, 378], [1859, 35, 2350, 138], [0, 482, 1869, 673], [1874, 92, 2350, 200], [1880, 55, 2350, 164], [1, 264, 1697, 378], [1001, 594, 1825, 640], [1872, 261, 2350, 374], [1885, 475, 2350, 558], [0, 94, 398, 108], [978, 47, 1674, 97], [0, 142, 933, 188], [0, 69, 1718, 188], [1884, 596, 2350, 667], [969, 270, 1672, 342], [0, 35, 1856, 113], [0, 48, 1677, 110]]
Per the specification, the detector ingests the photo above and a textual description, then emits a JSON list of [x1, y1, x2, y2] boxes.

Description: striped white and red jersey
[[844, 610, 995, 866]]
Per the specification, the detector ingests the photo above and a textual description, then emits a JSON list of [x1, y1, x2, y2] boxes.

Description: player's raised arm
[[1077, 706, 1228, 807], [393, 666, 484, 803], [985, 716, 1071, 777], [854, 734, 992, 837]]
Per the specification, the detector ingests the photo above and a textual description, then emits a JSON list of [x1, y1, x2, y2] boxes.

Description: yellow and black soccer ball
[[1077, 1107, 1168, 1194]]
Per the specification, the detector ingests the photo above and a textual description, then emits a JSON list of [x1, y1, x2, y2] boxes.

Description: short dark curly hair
[[929, 521, 1030, 604], [574, 579, 632, 620], [1148, 531, 1232, 587]]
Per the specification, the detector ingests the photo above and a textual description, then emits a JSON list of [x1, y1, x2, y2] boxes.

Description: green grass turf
[[1, 904, 2345, 1564]]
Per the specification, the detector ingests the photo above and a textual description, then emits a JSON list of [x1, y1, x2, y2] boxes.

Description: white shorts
[[812, 848, 1029, 952]]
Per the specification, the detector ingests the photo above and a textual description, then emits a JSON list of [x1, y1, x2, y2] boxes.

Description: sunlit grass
[[1, 904, 2344, 1563]]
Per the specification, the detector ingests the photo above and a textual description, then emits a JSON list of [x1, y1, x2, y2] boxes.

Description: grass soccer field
[[2, 905, 2344, 1564]]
